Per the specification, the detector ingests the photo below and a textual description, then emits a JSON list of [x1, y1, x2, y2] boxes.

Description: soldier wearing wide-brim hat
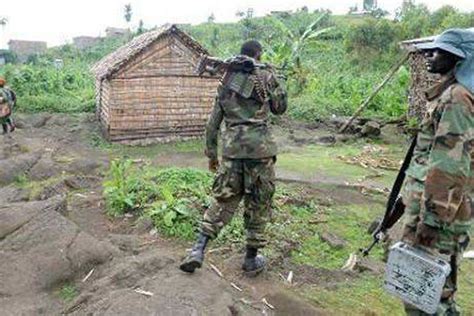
[[400, 28, 474, 315]]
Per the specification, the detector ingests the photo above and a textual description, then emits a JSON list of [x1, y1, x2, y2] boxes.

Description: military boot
[[179, 232, 209, 273], [242, 246, 266, 277], [2, 124, 8, 134]]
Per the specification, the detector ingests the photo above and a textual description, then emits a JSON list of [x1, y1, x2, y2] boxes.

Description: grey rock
[[360, 121, 381, 137], [319, 232, 347, 249]]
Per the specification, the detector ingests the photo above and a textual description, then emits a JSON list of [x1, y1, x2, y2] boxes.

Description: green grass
[[291, 203, 385, 269], [58, 283, 78, 302], [277, 143, 399, 188], [303, 275, 405, 315], [13, 174, 71, 200], [458, 261, 474, 312], [13, 173, 29, 187]]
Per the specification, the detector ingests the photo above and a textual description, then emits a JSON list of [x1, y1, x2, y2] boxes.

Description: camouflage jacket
[[205, 62, 287, 160], [406, 73, 473, 229], [0, 87, 15, 108], [0, 87, 14, 121]]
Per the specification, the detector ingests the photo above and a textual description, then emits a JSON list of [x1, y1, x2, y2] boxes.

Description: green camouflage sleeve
[[266, 70, 288, 115], [422, 90, 474, 227], [205, 96, 223, 160], [0, 89, 7, 103]]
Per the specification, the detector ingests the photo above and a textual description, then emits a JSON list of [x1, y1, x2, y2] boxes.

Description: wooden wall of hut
[[98, 33, 219, 143]]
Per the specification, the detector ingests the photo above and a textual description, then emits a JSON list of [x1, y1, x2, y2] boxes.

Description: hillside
[[1, 4, 472, 121]]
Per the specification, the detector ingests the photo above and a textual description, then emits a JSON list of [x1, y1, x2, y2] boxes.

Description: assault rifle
[[360, 136, 417, 256], [195, 55, 267, 77]]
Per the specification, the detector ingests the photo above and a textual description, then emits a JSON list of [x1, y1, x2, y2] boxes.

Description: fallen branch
[[81, 268, 94, 283], [209, 263, 224, 278], [239, 298, 260, 310], [134, 288, 154, 297], [230, 282, 243, 292], [262, 298, 275, 310], [208, 246, 232, 254], [339, 52, 410, 133]]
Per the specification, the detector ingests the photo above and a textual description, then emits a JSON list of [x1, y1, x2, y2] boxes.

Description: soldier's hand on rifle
[[415, 222, 438, 248], [208, 158, 219, 173]]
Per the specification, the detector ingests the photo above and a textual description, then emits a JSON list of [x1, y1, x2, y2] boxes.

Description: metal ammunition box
[[385, 241, 451, 314]]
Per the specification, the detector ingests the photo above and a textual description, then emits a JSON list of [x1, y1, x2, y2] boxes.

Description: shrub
[[104, 161, 213, 239], [345, 18, 398, 53]]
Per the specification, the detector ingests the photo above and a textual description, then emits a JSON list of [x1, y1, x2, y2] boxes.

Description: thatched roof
[[92, 24, 209, 79], [400, 27, 474, 51]]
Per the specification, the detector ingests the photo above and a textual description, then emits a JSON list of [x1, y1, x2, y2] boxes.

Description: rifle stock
[[360, 196, 406, 256]]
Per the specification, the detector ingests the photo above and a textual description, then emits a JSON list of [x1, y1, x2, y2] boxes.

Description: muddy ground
[[1, 113, 465, 315]]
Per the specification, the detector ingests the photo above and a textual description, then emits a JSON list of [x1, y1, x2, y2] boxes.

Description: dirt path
[[1, 113, 332, 315]]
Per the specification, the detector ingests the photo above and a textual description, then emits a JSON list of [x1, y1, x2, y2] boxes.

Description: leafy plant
[[265, 13, 334, 91], [103, 162, 212, 239], [58, 283, 78, 302]]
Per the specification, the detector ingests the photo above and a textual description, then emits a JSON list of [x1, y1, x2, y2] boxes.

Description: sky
[[0, 0, 473, 49]]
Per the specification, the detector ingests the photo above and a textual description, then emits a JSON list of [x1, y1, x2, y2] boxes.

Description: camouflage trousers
[[0, 115, 12, 125], [201, 157, 275, 249], [402, 177, 471, 316]]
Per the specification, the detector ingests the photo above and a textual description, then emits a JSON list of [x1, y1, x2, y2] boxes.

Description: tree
[[124, 4, 132, 24], [363, 0, 377, 11], [207, 13, 215, 23], [238, 8, 257, 40], [348, 5, 359, 14], [0, 17, 7, 28], [235, 11, 245, 19], [396, 0, 431, 39], [210, 27, 219, 49], [137, 19, 145, 34]]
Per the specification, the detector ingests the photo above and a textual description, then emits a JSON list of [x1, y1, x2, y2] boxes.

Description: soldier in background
[[401, 29, 474, 315], [180, 40, 287, 276], [0, 77, 16, 134]]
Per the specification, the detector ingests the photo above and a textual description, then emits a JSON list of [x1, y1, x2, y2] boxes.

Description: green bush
[[345, 18, 398, 53], [0, 63, 95, 113], [104, 160, 213, 239]]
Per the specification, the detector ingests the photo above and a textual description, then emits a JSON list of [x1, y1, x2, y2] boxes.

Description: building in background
[[8, 40, 47, 63], [73, 36, 102, 50], [105, 27, 130, 38]]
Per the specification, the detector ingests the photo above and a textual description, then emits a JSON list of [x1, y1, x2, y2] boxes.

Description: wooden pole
[[338, 52, 410, 134]]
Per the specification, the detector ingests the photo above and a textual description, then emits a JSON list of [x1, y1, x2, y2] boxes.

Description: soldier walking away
[[0, 77, 16, 134], [401, 29, 474, 315], [179, 40, 287, 276]]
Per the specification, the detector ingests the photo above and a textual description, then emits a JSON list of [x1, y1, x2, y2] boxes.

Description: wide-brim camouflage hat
[[415, 28, 474, 58]]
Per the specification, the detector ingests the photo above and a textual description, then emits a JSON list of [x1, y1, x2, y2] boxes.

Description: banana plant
[[265, 13, 333, 91]]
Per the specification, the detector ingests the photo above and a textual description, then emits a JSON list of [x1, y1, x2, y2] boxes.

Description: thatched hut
[[92, 24, 220, 143], [400, 28, 474, 121]]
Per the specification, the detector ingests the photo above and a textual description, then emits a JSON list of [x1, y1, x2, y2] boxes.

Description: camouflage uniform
[[201, 59, 287, 249], [0, 86, 15, 133], [402, 73, 473, 315]]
